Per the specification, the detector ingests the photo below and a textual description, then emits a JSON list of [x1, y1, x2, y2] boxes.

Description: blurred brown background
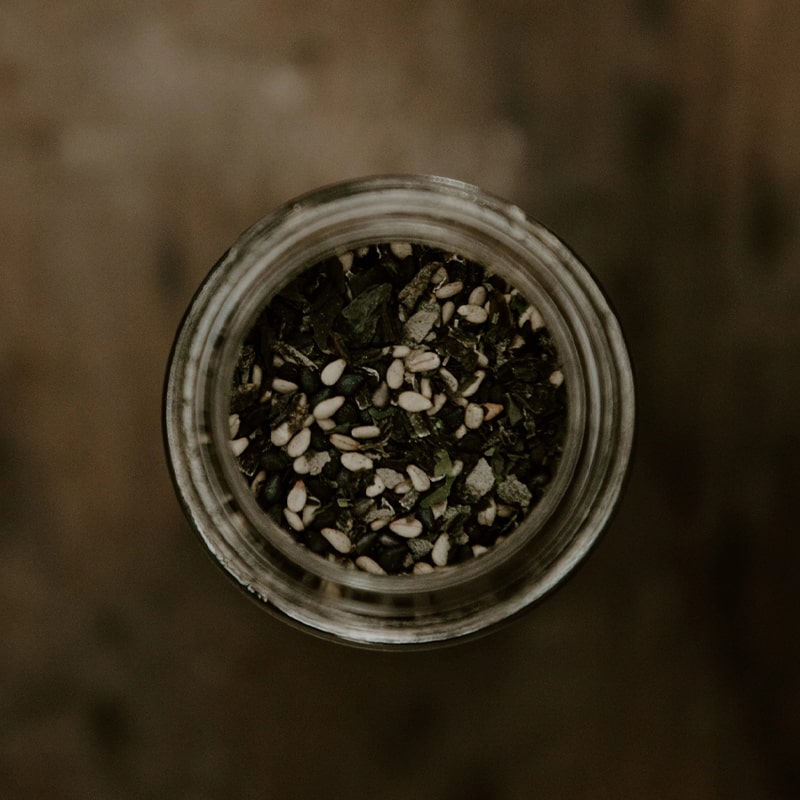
[[2, 1, 799, 798]]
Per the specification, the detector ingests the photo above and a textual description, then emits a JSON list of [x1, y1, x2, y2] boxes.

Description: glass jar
[[163, 175, 635, 648]]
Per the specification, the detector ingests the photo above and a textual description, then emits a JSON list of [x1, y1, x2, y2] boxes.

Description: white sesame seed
[[283, 508, 304, 531], [454, 424, 467, 439], [313, 395, 346, 420], [316, 417, 337, 431], [229, 414, 240, 438], [292, 455, 310, 475], [431, 265, 449, 285], [286, 427, 311, 458], [365, 475, 385, 498], [431, 533, 450, 566], [340, 452, 373, 472], [230, 437, 249, 457], [386, 358, 405, 389], [435, 280, 463, 299], [549, 369, 564, 387], [329, 433, 361, 451], [457, 304, 489, 324], [272, 354, 285, 367], [461, 369, 486, 398], [426, 393, 447, 416], [406, 464, 431, 492], [272, 377, 299, 394], [438, 367, 459, 393], [355, 246, 369, 257], [405, 350, 441, 373], [468, 285, 487, 306], [372, 381, 390, 408], [397, 391, 433, 412], [496, 503, 516, 518], [440, 300, 456, 325], [302, 502, 318, 526], [393, 479, 413, 495], [451, 459, 464, 477], [464, 403, 485, 430], [413, 562, 435, 574], [321, 527, 352, 554], [519, 304, 545, 331], [477, 497, 497, 526], [286, 480, 307, 513], [351, 425, 381, 439], [393, 344, 411, 358], [389, 517, 423, 538], [419, 377, 432, 399], [355, 555, 386, 575], [472, 544, 490, 557], [430, 500, 448, 519], [338, 251, 354, 270], [320, 358, 347, 387], [389, 241, 413, 259], [303, 413, 315, 428], [475, 350, 489, 368], [250, 363, 263, 388], [369, 517, 390, 531], [270, 421, 292, 447]]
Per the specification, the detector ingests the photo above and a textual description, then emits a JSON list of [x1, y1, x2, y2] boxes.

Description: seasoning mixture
[[228, 242, 566, 575]]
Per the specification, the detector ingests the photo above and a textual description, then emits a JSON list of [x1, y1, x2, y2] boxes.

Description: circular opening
[[164, 176, 634, 646], [217, 235, 580, 590]]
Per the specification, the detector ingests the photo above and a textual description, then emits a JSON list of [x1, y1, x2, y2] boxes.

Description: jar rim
[[164, 175, 635, 646]]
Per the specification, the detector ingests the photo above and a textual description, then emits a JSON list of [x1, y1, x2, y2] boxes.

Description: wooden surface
[[2, 2, 799, 797]]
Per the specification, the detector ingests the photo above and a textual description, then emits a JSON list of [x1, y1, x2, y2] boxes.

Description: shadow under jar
[[163, 175, 635, 648]]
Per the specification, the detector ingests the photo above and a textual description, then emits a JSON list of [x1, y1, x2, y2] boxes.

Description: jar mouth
[[165, 175, 634, 644], [213, 242, 583, 596]]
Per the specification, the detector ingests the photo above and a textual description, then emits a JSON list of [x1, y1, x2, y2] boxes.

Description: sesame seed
[[406, 464, 431, 492], [340, 452, 373, 471], [389, 517, 423, 538], [351, 425, 381, 439], [283, 508, 304, 531], [432, 533, 451, 566], [434, 280, 464, 299], [468, 285, 487, 306], [286, 480, 307, 513], [397, 391, 432, 412], [321, 527, 352, 554], [270, 421, 292, 447], [320, 358, 347, 387], [272, 377, 299, 394], [365, 475, 385, 498], [457, 304, 489, 324], [286, 427, 312, 458], [386, 358, 405, 389], [230, 437, 249, 457], [329, 433, 361, 451], [405, 350, 441, 373], [461, 369, 486, 398], [355, 555, 386, 575], [464, 403, 485, 430], [389, 241, 413, 259], [440, 300, 456, 325], [372, 381, 391, 408], [312, 395, 346, 420]]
